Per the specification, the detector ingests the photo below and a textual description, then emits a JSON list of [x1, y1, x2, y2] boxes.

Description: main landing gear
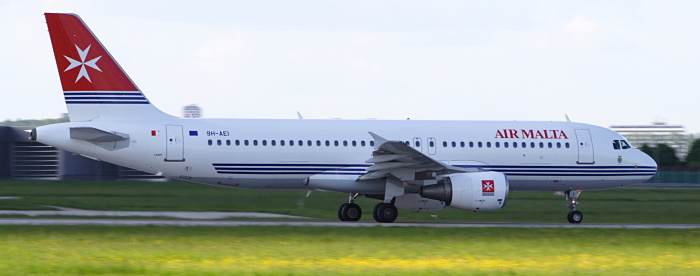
[[338, 193, 362, 221], [337, 193, 399, 223], [373, 202, 398, 223], [566, 190, 583, 223]]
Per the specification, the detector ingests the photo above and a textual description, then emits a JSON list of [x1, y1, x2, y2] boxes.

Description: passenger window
[[443, 141, 447, 147], [539, 142, 544, 148], [235, 140, 240, 146], [415, 141, 420, 147], [352, 141, 357, 147], [429, 141, 435, 147], [290, 140, 294, 146], [487, 142, 492, 148], [451, 141, 456, 147], [469, 141, 474, 148], [613, 140, 621, 150], [478, 141, 482, 148], [566, 142, 570, 148], [343, 140, 348, 146], [244, 140, 249, 146], [621, 140, 632, 149], [361, 141, 366, 147], [307, 140, 312, 146], [513, 142, 517, 148], [370, 141, 375, 147], [548, 142, 552, 148], [271, 140, 276, 146], [208, 139, 212, 146], [299, 140, 303, 146], [217, 140, 222, 146], [504, 142, 509, 148], [262, 140, 267, 146], [530, 142, 535, 148], [460, 141, 465, 148], [556, 142, 561, 148], [316, 140, 321, 146], [334, 140, 339, 146], [522, 142, 526, 148], [253, 140, 258, 146], [226, 140, 231, 146], [325, 140, 330, 146], [280, 140, 285, 146], [495, 142, 500, 148]]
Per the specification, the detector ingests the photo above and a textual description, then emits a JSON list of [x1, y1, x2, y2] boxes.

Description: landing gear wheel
[[565, 190, 583, 224], [567, 210, 583, 223], [338, 203, 362, 221], [372, 203, 398, 223]]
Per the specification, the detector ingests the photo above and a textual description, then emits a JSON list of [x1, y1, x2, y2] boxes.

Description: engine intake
[[420, 171, 509, 211]]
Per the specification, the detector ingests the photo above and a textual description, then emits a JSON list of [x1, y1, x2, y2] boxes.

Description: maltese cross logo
[[63, 45, 102, 83], [482, 180, 495, 196]]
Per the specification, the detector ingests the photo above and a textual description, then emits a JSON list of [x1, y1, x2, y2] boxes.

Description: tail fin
[[45, 13, 172, 121]]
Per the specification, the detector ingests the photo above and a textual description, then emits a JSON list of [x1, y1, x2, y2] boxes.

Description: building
[[0, 126, 162, 181], [182, 104, 202, 118], [610, 122, 696, 160]]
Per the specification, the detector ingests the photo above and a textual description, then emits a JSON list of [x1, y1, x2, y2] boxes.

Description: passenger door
[[575, 129, 594, 164], [165, 125, 185, 162]]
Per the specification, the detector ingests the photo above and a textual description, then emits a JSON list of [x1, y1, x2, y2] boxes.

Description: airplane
[[32, 13, 657, 223]]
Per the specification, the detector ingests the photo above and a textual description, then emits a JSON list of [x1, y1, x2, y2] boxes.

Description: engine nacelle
[[420, 172, 509, 211]]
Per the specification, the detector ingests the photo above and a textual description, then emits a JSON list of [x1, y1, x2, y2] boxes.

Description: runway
[[0, 218, 698, 229]]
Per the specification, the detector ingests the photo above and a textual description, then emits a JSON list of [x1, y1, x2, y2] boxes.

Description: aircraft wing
[[360, 132, 470, 181]]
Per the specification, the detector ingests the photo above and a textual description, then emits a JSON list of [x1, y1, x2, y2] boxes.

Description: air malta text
[[495, 129, 569, 139]]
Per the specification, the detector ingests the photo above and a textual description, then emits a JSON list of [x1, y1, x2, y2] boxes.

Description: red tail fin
[[46, 13, 137, 92], [45, 13, 170, 121]]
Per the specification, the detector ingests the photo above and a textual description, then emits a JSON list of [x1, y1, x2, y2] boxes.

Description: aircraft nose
[[643, 150, 657, 169], [637, 150, 658, 180]]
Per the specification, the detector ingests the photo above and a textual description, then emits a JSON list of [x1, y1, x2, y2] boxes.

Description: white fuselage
[[35, 118, 657, 193]]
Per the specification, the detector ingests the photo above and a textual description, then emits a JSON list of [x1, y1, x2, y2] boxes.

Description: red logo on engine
[[482, 180, 495, 196]]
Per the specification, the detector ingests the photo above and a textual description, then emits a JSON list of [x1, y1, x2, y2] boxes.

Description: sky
[[2, 1, 700, 132]]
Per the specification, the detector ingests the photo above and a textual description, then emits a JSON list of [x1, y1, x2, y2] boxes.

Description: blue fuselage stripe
[[66, 101, 150, 104], [64, 92, 144, 96], [212, 163, 656, 177]]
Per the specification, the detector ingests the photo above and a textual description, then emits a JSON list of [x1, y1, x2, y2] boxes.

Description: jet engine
[[420, 171, 508, 211]]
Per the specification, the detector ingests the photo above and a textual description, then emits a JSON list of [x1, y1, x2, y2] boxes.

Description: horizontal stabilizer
[[70, 127, 129, 142]]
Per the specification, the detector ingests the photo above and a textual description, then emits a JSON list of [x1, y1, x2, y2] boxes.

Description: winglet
[[368, 132, 388, 150]]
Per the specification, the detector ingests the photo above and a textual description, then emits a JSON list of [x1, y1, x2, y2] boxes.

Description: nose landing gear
[[566, 190, 583, 223]]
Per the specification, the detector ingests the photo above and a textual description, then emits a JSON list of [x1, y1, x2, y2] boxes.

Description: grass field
[[1, 180, 699, 224], [0, 226, 698, 275], [0, 180, 699, 275]]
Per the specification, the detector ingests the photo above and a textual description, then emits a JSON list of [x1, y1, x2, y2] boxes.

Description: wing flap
[[363, 132, 468, 183]]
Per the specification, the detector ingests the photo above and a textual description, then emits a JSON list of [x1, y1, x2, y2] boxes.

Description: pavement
[[0, 205, 308, 219], [0, 219, 698, 229]]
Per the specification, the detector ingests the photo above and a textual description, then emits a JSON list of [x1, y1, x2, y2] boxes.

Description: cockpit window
[[621, 140, 631, 149], [612, 140, 621, 150]]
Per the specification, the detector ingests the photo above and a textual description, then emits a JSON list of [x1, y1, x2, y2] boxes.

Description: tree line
[[641, 140, 700, 167]]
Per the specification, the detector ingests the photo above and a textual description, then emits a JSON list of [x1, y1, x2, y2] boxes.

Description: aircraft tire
[[567, 210, 583, 223], [373, 203, 398, 223], [338, 203, 362, 221], [338, 203, 349, 221]]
